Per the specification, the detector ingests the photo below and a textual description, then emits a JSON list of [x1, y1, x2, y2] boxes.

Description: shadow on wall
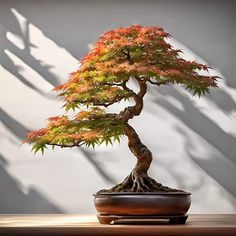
[[0, 5, 60, 96], [0, 2, 116, 186], [0, 107, 115, 213], [0, 109, 63, 213], [0, 0, 236, 207], [178, 126, 236, 198], [0, 108, 27, 140], [149, 86, 236, 197], [0, 153, 63, 213], [0, 107, 116, 182]]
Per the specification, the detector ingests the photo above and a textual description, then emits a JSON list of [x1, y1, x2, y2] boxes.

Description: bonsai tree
[[26, 25, 218, 193]]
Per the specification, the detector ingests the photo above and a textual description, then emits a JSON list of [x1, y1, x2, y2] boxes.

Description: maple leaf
[[53, 84, 67, 92], [69, 134, 82, 140], [81, 130, 101, 140], [76, 111, 89, 120]]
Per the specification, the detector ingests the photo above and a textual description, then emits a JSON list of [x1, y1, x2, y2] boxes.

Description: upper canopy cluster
[[55, 25, 218, 111], [26, 25, 218, 153]]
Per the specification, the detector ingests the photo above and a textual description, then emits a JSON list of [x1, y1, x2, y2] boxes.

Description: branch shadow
[[151, 157, 206, 193], [149, 86, 236, 165], [0, 107, 27, 140], [79, 148, 117, 185], [176, 126, 236, 198], [0, 5, 59, 97], [0, 153, 63, 213], [148, 86, 236, 197], [204, 89, 236, 115]]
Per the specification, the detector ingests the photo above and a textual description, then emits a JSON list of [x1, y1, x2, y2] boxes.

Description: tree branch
[[101, 82, 123, 86], [121, 80, 135, 93], [148, 79, 169, 86], [67, 93, 134, 108], [121, 46, 133, 64], [44, 141, 85, 148], [117, 77, 147, 122]]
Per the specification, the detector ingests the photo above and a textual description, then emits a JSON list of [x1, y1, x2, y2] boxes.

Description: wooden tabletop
[[0, 214, 235, 236]]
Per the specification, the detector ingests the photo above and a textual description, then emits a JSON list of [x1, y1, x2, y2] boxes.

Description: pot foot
[[97, 214, 188, 224]]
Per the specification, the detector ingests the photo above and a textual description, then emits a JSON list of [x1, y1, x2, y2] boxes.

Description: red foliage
[[26, 128, 48, 141]]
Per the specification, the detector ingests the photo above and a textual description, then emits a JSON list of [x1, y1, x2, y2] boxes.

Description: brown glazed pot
[[94, 192, 191, 218]]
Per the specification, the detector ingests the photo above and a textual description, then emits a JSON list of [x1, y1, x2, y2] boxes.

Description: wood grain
[[0, 214, 235, 236]]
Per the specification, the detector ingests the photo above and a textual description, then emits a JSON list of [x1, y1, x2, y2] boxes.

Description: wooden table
[[0, 214, 235, 236]]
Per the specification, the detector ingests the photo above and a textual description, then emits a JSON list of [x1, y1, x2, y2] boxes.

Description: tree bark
[[125, 124, 152, 176], [123, 124, 155, 192], [117, 78, 147, 122]]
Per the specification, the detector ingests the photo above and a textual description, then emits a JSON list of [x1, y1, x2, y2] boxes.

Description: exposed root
[[98, 172, 184, 193]]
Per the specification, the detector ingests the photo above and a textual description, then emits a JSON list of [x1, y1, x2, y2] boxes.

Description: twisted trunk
[[123, 124, 154, 192], [98, 77, 180, 193], [101, 123, 177, 192], [125, 124, 152, 176], [117, 78, 147, 122]]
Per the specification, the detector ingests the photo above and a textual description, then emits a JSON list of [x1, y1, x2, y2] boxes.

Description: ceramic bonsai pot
[[94, 192, 191, 224]]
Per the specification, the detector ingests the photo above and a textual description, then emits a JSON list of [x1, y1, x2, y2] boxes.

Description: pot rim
[[93, 191, 191, 196]]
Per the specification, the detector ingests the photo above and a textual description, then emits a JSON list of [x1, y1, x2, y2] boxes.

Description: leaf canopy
[[26, 25, 219, 153], [55, 25, 218, 109]]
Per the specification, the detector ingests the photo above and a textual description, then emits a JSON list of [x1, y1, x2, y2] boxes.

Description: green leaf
[[65, 103, 73, 112], [104, 137, 113, 146], [40, 145, 46, 155], [31, 143, 47, 155], [113, 135, 121, 143]]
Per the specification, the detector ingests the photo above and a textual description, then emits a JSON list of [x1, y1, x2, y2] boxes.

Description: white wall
[[0, 0, 236, 214]]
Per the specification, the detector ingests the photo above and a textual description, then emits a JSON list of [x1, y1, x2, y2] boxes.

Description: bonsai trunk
[[98, 78, 181, 193], [100, 124, 180, 193], [122, 124, 156, 192]]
